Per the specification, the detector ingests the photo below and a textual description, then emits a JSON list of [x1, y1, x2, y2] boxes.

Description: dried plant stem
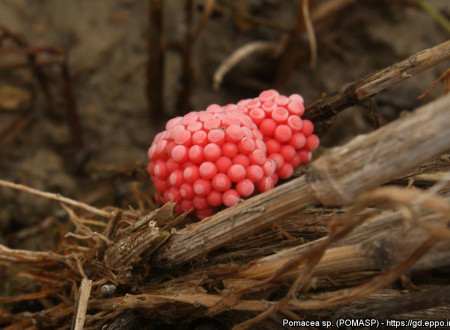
[[153, 177, 315, 270], [0, 244, 72, 267], [152, 94, 450, 270], [275, 0, 357, 84], [305, 40, 450, 135], [0, 179, 114, 219], [192, 0, 216, 42], [103, 207, 171, 281], [274, 1, 304, 86], [252, 184, 450, 264], [395, 153, 450, 180], [0, 289, 60, 304], [0, 113, 34, 151], [221, 183, 450, 327], [215, 185, 450, 325], [233, 236, 437, 329], [147, 0, 165, 123], [0, 25, 55, 114], [418, 68, 450, 99], [176, 0, 194, 115], [290, 236, 437, 310], [89, 293, 272, 312], [210, 3, 290, 32], [60, 52, 83, 149], [215, 0, 359, 89], [86, 233, 444, 328], [311, 0, 357, 23], [337, 285, 450, 318], [0, 58, 57, 70], [70, 277, 92, 330], [0, 33, 83, 148], [235, 216, 450, 282], [213, 41, 282, 90], [302, 0, 317, 69], [175, 190, 448, 295]]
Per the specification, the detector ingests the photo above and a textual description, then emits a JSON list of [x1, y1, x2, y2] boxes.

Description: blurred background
[[0, 0, 448, 248]]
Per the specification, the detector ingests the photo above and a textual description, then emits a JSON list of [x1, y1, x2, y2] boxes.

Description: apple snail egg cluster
[[147, 90, 319, 218]]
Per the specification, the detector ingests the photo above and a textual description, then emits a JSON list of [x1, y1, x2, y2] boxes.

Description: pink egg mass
[[148, 90, 319, 219]]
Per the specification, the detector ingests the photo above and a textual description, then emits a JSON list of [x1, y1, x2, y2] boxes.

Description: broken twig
[[305, 40, 450, 135], [0, 179, 115, 218]]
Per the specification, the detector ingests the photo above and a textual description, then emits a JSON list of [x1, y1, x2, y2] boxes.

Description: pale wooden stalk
[[71, 277, 92, 330], [221, 208, 379, 252], [235, 222, 450, 282], [89, 292, 273, 313], [152, 94, 450, 270], [258, 189, 449, 265], [236, 243, 378, 281], [234, 187, 450, 282]]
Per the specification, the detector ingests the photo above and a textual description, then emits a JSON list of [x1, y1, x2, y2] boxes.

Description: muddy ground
[[0, 0, 448, 249]]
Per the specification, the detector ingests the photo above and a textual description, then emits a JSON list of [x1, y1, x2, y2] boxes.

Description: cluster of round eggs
[[147, 90, 319, 218]]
